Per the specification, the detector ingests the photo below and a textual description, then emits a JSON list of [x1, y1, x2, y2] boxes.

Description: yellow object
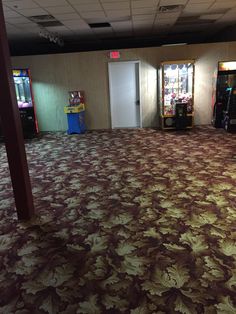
[[64, 103, 85, 113]]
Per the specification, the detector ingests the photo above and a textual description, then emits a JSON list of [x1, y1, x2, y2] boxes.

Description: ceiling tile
[[34, 0, 69, 7], [17, 8, 49, 17], [131, 0, 158, 9], [154, 18, 176, 25], [93, 27, 114, 35], [73, 29, 95, 36], [105, 9, 131, 18], [100, 0, 129, 2], [115, 31, 133, 37], [209, 1, 236, 10], [5, 0, 39, 10], [3, 5, 11, 12], [79, 11, 106, 18], [73, 3, 103, 12], [69, 0, 100, 4], [102, 2, 130, 10], [6, 23, 22, 33], [156, 12, 181, 19], [187, 0, 214, 3], [6, 16, 32, 24], [132, 14, 156, 21], [159, 0, 188, 5], [3, 10, 22, 18], [45, 6, 76, 14], [183, 3, 212, 14], [16, 22, 39, 28], [133, 20, 153, 27], [216, 13, 236, 23], [62, 20, 90, 30], [45, 25, 70, 32], [52, 13, 82, 21], [199, 14, 223, 20], [132, 7, 157, 15], [110, 20, 132, 29]]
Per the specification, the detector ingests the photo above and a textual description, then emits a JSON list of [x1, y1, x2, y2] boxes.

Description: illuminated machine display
[[212, 61, 236, 132], [159, 60, 195, 130], [13, 69, 38, 137]]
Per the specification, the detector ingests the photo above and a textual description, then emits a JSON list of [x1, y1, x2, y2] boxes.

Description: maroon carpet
[[0, 127, 236, 313]]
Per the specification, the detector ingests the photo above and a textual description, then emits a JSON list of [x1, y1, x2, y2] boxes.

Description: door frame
[[108, 60, 142, 129]]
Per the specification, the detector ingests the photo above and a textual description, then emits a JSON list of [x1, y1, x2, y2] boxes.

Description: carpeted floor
[[0, 126, 236, 314]]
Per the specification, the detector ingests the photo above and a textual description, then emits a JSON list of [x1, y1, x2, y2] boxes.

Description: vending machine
[[159, 60, 195, 130], [13, 69, 38, 137], [212, 61, 236, 131]]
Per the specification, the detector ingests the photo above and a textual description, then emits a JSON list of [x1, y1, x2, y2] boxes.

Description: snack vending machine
[[159, 60, 195, 130]]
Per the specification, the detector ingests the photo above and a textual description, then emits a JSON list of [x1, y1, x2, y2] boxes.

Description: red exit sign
[[109, 51, 120, 59]]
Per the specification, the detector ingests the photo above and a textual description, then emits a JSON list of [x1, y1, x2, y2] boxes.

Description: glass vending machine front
[[160, 60, 194, 129], [13, 69, 38, 137]]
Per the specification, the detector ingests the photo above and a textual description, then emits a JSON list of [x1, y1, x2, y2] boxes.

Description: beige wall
[[11, 41, 236, 131]]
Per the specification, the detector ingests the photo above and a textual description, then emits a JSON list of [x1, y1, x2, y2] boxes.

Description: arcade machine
[[0, 69, 38, 140], [13, 69, 38, 137], [212, 61, 236, 132], [159, 60, 195, 130]]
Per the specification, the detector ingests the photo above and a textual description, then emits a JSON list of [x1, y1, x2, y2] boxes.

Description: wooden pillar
[[0, 1, 35, 220]]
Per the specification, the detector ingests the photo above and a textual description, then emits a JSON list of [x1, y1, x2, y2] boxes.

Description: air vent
[[37, 21, 63, 27], [29, 15, 56, 23], [159, 5, 183, 13], [88, 22, 111, 28]]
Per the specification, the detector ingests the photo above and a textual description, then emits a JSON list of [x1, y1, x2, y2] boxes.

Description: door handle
[[136, 100, 140, 105]]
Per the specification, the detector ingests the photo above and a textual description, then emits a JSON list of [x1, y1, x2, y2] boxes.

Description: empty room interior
[[0, 0, 236, 313]]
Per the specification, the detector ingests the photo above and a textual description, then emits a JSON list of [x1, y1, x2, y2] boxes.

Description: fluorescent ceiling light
[[162, 43, 187, 47]]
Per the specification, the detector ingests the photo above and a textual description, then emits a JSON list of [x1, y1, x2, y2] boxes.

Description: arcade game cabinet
[[13, 69, 38, 137], [159, 60, 194, 130], [212, 61, 236, 132]]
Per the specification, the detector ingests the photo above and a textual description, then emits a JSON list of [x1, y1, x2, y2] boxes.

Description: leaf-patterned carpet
[[0, 126, 236, 314]]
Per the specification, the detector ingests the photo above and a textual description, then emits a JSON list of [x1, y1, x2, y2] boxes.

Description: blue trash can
[[66, 110, 86, 134]]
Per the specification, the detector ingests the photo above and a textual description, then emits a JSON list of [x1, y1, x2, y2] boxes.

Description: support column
[[0, 1, 35, 220]]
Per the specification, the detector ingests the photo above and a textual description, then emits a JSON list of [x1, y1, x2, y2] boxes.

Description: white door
[[108, 61, 141, 128]]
